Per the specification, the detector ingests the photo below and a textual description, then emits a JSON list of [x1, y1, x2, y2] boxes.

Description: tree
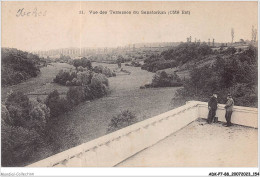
[[252, 25, 257, 42], [45, 90, 70, 117], [107, 110, 137, 133], [73, 58, 92, 70], [77, 70, 93, 86], [81, 57, 92, 70], [231, 28, 234, 44], [5, 91, 30, 127], [1, 124, 44, 166], [90, 73, 109, 98], [73, 59, 81, 70], [67, 87, 85, 105], [174, 46, 258, 107], [27, 99, 50, 133], [2, 48, 40, 86], [151, 71, 182, 87]]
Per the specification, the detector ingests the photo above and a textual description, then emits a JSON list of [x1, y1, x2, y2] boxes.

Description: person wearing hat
[[207, 93, 218, 124], [224, 94, 234, 127]]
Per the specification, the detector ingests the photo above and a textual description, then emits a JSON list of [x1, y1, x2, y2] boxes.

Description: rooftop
[[117, 119, 258, 167], [27, 101, 258, 167]]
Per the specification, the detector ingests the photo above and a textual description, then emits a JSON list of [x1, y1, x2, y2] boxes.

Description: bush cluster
[[2, 92, 50, 166], [52, 73, 109, 114], [54, 66, 114, 87], [2, 75, 110, 166], [2, 48, 41, 86], [93, 65, 116, 77], [45, 90, 70, 117], [142, 59, 178, 72], [125, 61, 142, 67], [151, 71, 183, 87], [73, 57, 92, 70], [142, 43, 212, 72], [107, 110, 137, 133], [53, 70, 77, 85]]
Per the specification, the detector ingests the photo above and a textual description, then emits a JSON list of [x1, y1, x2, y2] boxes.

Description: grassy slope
[[1, 63, 74, 101], [158, 54, 218, 79], [6, 62, 180, 166], [47, 64, 180, 150]]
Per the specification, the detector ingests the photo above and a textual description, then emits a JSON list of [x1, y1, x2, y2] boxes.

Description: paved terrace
[[27, 101, 258, 167], [117, 119, 258, 167]]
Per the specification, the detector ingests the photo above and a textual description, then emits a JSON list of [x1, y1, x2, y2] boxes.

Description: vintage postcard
[[1, 1, 259, 176]]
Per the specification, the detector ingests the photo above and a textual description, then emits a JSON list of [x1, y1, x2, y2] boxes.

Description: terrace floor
[[116, 119, 258, 167]]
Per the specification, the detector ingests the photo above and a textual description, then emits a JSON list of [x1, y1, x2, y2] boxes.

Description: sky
[[1, 1, 258, 51]]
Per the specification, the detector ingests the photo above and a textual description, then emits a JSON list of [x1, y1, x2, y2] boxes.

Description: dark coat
[[208, 96, 218, 110]]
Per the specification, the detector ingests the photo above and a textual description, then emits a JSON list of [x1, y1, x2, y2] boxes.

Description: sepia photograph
[[0, 0, 259, 175]]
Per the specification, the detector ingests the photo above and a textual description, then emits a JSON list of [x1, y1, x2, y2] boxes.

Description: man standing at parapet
[[207, 93, 218, 124], [224, 94, 234, 127]]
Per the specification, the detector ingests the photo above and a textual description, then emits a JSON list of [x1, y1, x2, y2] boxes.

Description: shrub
[[142, 60, 178, 72], [5, 91, 30, 127], [77, 71, 93, 86], [88, 73, 109, 98], [93, 65, 104, 73], [91, 73, 109, 87], [66, 80, 72, 86], [55, 70, 95, 86], [73, 57, 92, 70], [1, 48, 40, 87], [221, 47, 237, 55], [1, 124, 44, 167], [77, 66, 84, 72], [4, 91, 50, 134], [67, 87, 85, 106], [45, 90, 70, 118], [151, 71, 182, 87], [131, 61, 142, 67], [82, 85, 94, 100], [93, 65, 116, 77], [107, 110, 137, 133], [102, 67, 116, 77], [71, 78, 81, 86], [27, 99, 50, 133], [53, 70, 77, 85]]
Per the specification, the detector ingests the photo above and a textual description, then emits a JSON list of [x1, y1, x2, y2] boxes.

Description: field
[[2, 62, 182, 165], [46, 63, 181, 155], [1, 63, 74, 101]]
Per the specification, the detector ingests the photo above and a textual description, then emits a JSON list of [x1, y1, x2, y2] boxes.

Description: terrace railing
[[27, 101, 257, 167]]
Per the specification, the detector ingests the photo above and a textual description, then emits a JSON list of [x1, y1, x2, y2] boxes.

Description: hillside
[[140, 42, 257, 107], [173, 45, 258, 107], [141, 42, 212, 72]]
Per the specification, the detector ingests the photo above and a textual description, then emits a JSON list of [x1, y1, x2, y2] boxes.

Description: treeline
[[141, 43, 213, 72], [2, 48, 41, 86], [174, 45, 258, 107], [141, 71, 182, 89]]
